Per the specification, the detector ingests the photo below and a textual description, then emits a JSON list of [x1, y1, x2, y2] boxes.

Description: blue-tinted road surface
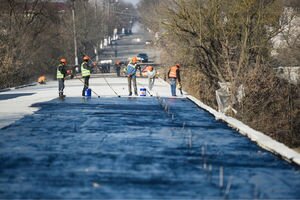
[[0, 97, 299, 199]]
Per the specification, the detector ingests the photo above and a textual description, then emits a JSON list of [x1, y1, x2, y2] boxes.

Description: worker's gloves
[[178, 83, 182, 89]]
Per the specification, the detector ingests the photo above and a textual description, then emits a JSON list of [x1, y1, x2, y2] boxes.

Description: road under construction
[[0, 30, 300, 199]]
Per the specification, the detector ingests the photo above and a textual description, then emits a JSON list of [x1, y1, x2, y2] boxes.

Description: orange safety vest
[[169, 66, 178, 78], [38, 75, 46, 83]]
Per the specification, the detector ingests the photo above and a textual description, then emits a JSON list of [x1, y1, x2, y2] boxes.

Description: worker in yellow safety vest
[[57, 58, 67, 98], [81, 55, 92, 96], [168, 64, 181, 96]]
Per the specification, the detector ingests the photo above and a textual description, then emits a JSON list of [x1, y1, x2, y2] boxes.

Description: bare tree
[[137, 0, 300, 147], [0, 0, 135, 89], [0, 0, 65, 88]]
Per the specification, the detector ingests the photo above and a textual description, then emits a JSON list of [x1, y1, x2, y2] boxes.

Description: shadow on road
[[0, 93, 35, 101]]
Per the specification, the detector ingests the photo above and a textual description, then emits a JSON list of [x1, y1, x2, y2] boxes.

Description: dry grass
[[240, 65, 300, 148]]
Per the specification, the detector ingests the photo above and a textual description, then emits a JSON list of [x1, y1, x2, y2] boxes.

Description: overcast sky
[[122, 0, 140, 5]]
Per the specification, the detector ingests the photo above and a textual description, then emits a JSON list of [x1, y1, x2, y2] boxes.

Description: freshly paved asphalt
[[0, 97, 300, 199]]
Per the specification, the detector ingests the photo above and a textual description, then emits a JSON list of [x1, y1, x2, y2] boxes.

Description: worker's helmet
[[148, 66, 154, 71], [83, 55, 90, 61], [131, 57, 138, 63], [60, 58, 67, 64]]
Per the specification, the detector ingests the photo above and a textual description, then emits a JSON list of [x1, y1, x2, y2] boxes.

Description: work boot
[[59, 92, 65, 98], [129, 92, 132, 96]]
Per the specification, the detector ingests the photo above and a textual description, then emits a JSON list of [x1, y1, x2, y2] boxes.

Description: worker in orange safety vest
[[38, 75, 46, 84], [168, 64, 181, 96]]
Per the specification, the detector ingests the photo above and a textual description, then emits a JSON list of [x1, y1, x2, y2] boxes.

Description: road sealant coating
[[0, 97, 299, 199]]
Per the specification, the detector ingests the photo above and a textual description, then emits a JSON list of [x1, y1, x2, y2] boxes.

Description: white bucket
[[140, 88, 146, 96]]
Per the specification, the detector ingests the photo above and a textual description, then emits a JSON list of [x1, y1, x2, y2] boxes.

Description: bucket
[[85, 88, 92, 97], [140, 88, 146, 96]]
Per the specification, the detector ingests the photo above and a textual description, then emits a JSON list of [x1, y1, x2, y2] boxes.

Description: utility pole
[[108, 0, 111, 36], [94, 0, 97, 20], [95, 0, 98, 62], [83, 0, 89, 52], [107, 0, 117, 36], [71, 0, 78, 66]]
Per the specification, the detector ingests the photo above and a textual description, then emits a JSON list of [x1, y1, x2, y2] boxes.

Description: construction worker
[[136, 64, 142, 77], [57, 58, 67, 98], [147, 66, 156, 91], [168, 64, 181, 96], [115, 60, 121, 77], [125, 57, 138, 96], [38, 75, 46, 84], [81, 55, 92, 97]]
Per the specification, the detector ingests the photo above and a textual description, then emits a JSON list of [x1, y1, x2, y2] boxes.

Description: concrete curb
[[187, 95, 300, 166], [15, 83, 37, 89], [0, 88, 11, 93], [0, 83, 37, 93]]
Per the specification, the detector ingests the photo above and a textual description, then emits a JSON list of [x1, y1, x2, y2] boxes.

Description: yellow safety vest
[[57, 64, 64, 79], [81, 62, 90, 77]]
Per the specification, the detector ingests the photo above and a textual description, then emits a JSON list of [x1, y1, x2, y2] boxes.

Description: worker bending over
[[147, 66, 156, 91], [38, 75, 46, 84]]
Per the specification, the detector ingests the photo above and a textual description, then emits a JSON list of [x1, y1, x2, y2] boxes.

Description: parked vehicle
[[137, 53, 149, 63], [145, 40, 152, 45], [111, 40, 117, 45]]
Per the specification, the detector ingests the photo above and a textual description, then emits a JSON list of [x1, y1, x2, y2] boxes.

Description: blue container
[[140, 88, 146, 96], [85, 88, 92, 97]]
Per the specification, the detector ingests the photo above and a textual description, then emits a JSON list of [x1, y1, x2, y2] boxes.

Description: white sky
[[122, 0, 140, 5]]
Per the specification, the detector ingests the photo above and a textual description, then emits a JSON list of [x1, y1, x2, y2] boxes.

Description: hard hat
[[148, 66, 153, 71], [60, 58, 67, 64], [132, 57, 138, 63], [83, 55, 90, 61]]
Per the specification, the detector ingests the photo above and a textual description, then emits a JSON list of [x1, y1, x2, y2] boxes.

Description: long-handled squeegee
[[103, 77, 121, 98]]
